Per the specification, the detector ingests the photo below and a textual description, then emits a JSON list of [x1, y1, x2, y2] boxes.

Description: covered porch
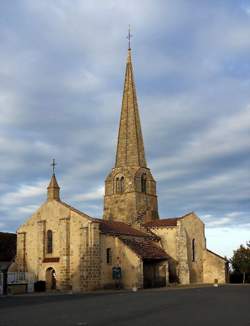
[[119, 236, 169, 288], [143, 259, 168, 288]]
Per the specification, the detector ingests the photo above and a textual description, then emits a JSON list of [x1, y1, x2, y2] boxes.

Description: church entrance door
[[46, 267, 56, 291], [143, 260, 166, 288]]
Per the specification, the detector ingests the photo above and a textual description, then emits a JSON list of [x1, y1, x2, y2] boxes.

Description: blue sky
[[0, 0, 249, 257]]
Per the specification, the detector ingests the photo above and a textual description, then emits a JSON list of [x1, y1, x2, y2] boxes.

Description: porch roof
[[119, 237, 168, 260]]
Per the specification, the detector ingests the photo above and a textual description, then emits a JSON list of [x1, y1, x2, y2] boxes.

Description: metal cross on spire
[[127, 25, 133, 50], [51, 158, 57, 175]]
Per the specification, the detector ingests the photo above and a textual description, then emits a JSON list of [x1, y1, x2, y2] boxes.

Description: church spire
[[115, 46, 147, 168], [103, 36, 159, 224], [47, 159, 60, 201]]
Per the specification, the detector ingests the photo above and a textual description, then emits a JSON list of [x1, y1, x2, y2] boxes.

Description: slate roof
[[96, 220, 150, 238], [119, 237, 168, 260], [0, 232, 17, 262]]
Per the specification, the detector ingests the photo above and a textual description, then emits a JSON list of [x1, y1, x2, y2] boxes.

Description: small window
[[47, 230, 53, 254], [115, 176, 125, 194], [141, 174, 147, 193], [192, 238, 195, 262], [116, 177, 120, 193], [106, 248, 112, 264], [120, 177, 125, 193]]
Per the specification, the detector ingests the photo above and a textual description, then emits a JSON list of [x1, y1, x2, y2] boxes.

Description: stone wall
[[176, 222, 190, 284], [179, 213, 206, 284], [147, 213, 207, 284], [16, 200, 100, 292], [79, 222, 101, 291], [147, 227, 179, 282], [203, 250, 226, 284], [100, 235, 143, 289], [59, 217, 71, 290], [104, 166, 158, 224], [16, 232, 26, 272]]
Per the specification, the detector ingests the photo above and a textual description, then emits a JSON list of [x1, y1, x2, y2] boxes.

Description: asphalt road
[[0, 285, 249, 326]]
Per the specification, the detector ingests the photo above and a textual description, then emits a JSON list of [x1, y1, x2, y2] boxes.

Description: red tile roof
[[0, 232, 17, 262], [144, 218, 180, 228], [96, 220, 150, 238], [120, 237, 168, 260]]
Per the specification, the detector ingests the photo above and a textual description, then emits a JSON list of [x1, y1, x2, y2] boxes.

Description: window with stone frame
[[47, 230, 53, 254], [120, 176, 125, 193], [115, 177, 120, 193], [115, 176, 125, 194], [141, 173, 147, 193], [192, 238, 195, 262], [106, 248, 112, 264]]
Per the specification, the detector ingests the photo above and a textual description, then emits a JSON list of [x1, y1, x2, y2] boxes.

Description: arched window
[[115, 177, 120, 193], [115, 176, 125, 194], [120, 177, 125, 193], [192, 238, 195, 262], [106, 248, 112, 264], [47, 230, 53, 254], [141, 173, 147, 193]]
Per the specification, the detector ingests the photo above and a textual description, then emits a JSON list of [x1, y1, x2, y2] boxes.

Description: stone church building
[[15, 47, 226, 291]]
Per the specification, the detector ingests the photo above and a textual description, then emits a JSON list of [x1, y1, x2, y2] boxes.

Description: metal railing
[[7, 272, 36, 284]]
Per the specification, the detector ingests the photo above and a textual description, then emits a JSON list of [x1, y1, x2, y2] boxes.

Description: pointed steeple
[[103, 40, 159, 224], [47, 174, 60, 201], [115, 48, 147, 168], [47, 159, 60, 201]]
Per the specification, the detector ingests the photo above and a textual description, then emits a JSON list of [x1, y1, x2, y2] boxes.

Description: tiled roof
[[120, 237, 168, 260], [144, 213, 195, 228], [96, 220, 150, 238], [144, 218, 180, 227], [0, 232, 17, 262]]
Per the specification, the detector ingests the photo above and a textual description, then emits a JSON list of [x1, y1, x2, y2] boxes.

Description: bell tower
[[103, 42, 159, 225]]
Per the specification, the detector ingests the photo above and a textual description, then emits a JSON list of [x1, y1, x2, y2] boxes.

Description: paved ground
[[0, 285, 249, 326]]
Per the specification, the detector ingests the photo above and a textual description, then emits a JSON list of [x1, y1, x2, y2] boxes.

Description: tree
[[230, 242, 250, 283]]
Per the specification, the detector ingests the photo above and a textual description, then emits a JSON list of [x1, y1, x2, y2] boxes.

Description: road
[[0, 285, 249, 326]]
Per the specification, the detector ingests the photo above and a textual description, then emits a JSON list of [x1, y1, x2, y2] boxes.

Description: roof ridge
[[207, 249, 227, 261], [180, 211, 194, 218], [59, 201, 93, 220]]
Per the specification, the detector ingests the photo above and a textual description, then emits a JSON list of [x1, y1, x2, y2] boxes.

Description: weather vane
[[127, 25, 133, 50], [51, 158, 57, 175]]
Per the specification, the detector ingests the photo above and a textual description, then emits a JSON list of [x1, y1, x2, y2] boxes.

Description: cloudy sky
[[0, 0, 249, 257]]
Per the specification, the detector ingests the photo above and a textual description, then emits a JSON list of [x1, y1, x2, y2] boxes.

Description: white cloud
[[73, 186, 104, 202], [206, 226, 250, 258], [0, 0, 249, 257], [0, 181, 46, 206], [16, 205, 40, 215]]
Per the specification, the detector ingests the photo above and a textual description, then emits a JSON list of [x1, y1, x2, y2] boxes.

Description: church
[[14, 45, 227, 291]]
